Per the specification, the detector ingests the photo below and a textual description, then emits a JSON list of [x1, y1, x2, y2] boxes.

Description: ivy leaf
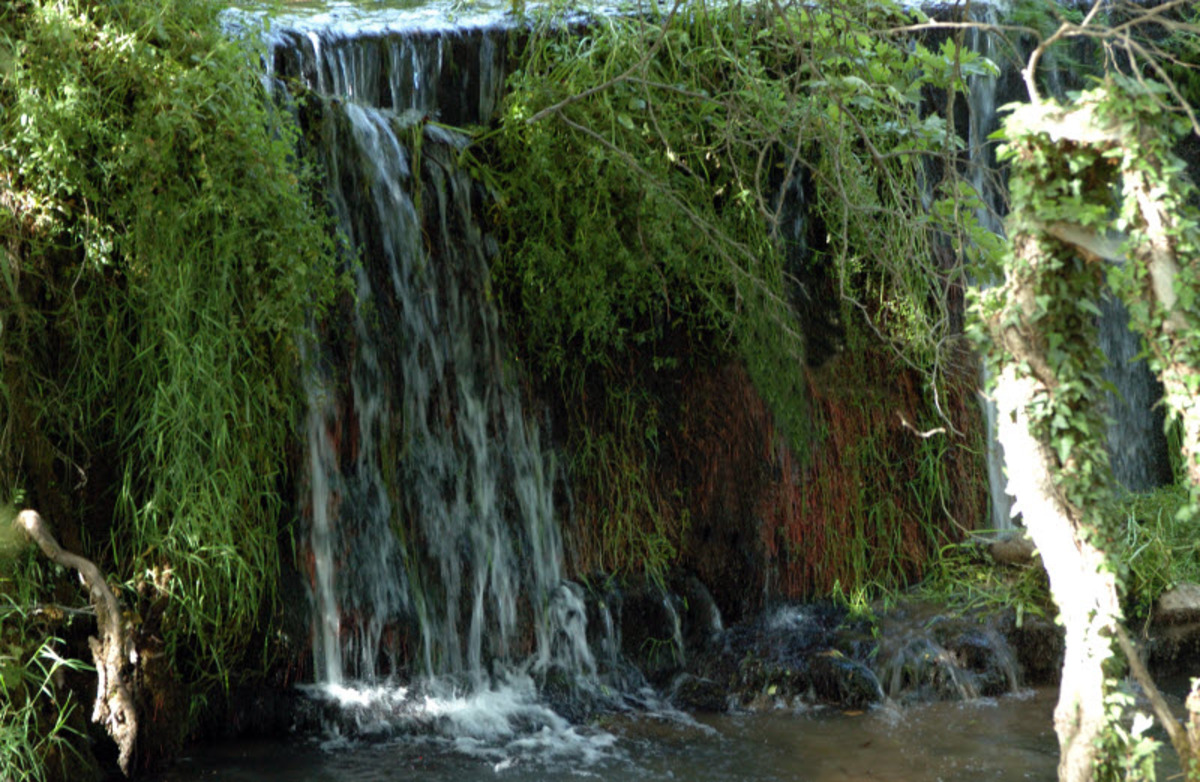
[[1056, 433, 1076, 465]]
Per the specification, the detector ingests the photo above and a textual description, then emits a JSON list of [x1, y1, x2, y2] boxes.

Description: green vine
[[974, 71, 1200, 779]]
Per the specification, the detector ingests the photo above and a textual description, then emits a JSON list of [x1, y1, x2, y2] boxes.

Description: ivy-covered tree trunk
[[994, 368, 1120, 782], [982, 84, 1200, 781], [986, 229, 1120, 782]]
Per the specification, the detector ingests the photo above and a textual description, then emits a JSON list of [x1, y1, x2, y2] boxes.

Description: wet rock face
[[808, 653, 883, 710], [219, 687, 326, 739], [585, 577, 1048, 715], [686, 602, 884, 712], [669, 673, 728, 713], [614, 580, 687, 687], [876, 609, 1021, 703], [1154, 583, 1200, 625], [996, 611, 1063, 686]]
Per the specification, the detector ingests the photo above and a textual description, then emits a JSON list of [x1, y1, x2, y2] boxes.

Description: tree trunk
[[988, 230, 1121, 781], [993, 365, 1120, 782], [1121, 164, 1200, 490], [991, 89, 1200, 781]]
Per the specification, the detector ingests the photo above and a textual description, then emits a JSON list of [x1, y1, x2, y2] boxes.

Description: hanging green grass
[[1, 0, 341, 769]]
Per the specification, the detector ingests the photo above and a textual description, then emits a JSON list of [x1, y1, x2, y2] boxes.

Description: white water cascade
[[264, 18, 628, 758], [267, 17, 647, 761]]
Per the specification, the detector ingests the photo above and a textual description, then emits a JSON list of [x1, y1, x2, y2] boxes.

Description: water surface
[[158, 688, 1059, 782]]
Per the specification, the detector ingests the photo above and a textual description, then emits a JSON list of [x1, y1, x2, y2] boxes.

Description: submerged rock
[[808, 652, 883, 709], [684, 601, 884, 711], [536, 663, 602, 723], [613, 579, 687, 686], [996, 611, 1063, 686]]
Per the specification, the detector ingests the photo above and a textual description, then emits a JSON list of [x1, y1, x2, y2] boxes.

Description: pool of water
[[156, 687, 1059, 782]]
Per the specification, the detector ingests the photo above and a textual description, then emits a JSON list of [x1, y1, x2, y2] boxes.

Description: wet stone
[[996, 611, 1064, 686], [808, 653, 883, 710], [685, 602, 889, 711], [617, 581, 686, 686], [985, 530, 1038, 567], [219, 686, 325, 739], [536, 664, 601, 724], [1147, 583, 1200, 674], [876, 608, 1024, 702], [669, 673, 729, 713]]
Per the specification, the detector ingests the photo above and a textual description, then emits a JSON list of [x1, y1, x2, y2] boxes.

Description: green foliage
[[1099, 687, 1163, 782], [974, 94, 1124, 551], [566, 383, 683, 584], [919, 485, 1194, 637], [1107, 485, 1197, 621], [0, 626, 87, 782], [485, 0, 987, 579], [973, 70, 1200, 779], [0, 541, 90, 782], [916, 539, 1051, 623], [1, 0, 339, 741], [1099, 75, 1200, 513]]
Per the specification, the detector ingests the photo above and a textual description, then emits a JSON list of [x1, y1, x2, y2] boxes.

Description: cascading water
[[965, 3, 1015, 530], [272, 0, 1046, 709], [1099, 295, 1173, 491], [263, 14, 630, 759], [164, 9, 1095, 779]]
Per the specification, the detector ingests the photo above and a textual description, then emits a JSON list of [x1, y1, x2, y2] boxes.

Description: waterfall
[[1099, 294, 1173, 491], [257, 0, 1173, 718], [273, 15, 575, 693]]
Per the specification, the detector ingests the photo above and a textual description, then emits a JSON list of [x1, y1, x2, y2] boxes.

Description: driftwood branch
[[17, 509, 138, 776]]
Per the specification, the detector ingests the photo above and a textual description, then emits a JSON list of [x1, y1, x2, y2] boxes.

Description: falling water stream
[[965, 2, 1016, 531]]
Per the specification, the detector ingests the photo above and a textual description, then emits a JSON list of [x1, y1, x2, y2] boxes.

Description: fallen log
[[17, 509, 138, 776]]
